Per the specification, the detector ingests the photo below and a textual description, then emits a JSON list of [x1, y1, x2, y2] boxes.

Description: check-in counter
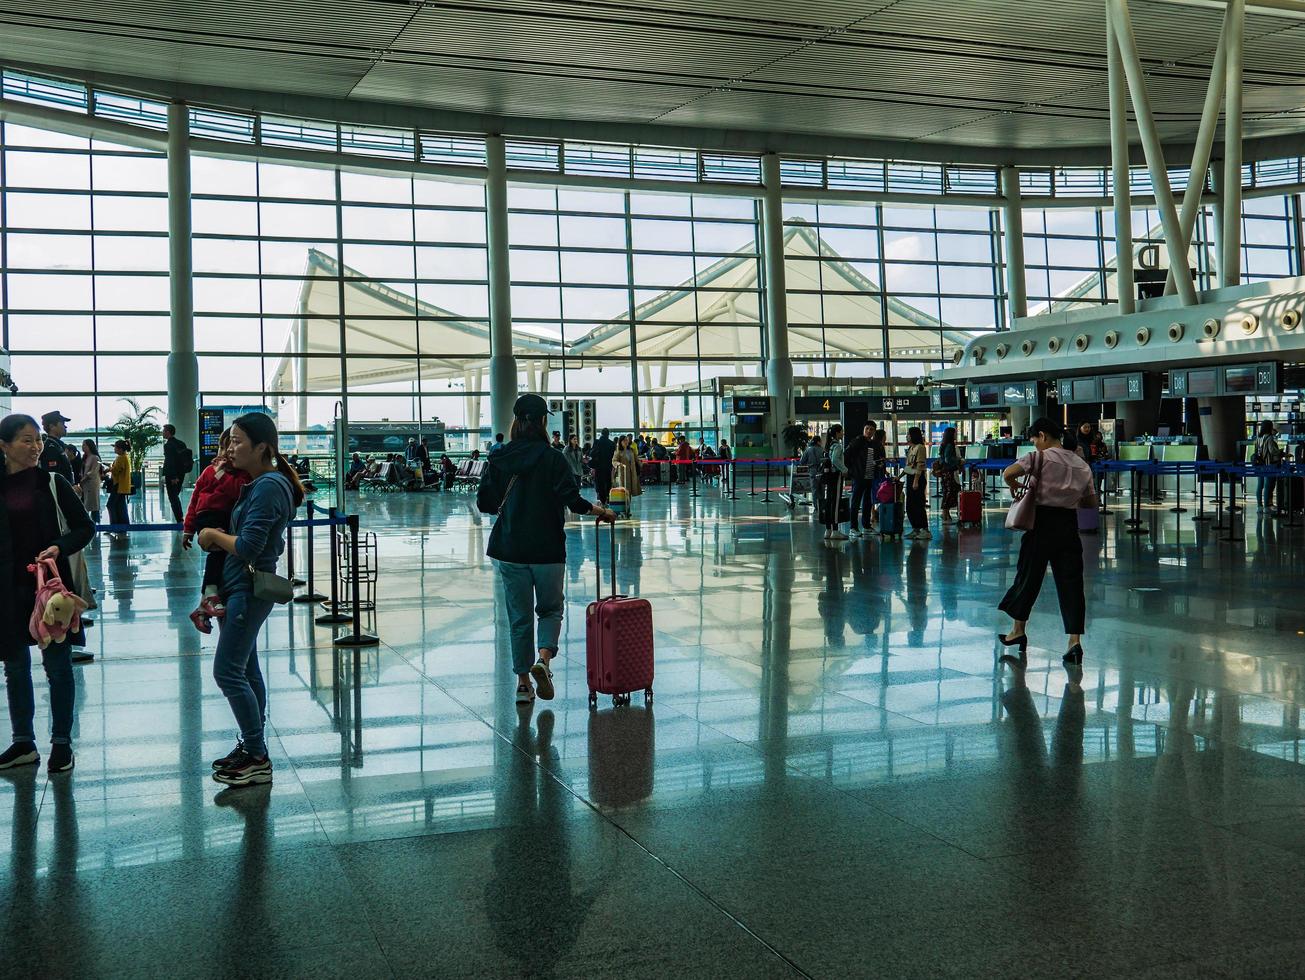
[[1157, 443, 1197, 497]]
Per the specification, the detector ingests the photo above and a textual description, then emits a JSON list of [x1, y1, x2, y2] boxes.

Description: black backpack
[[178, 445, 196, 473]]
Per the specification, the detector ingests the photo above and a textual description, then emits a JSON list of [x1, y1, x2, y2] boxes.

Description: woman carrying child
[[182, 428, 252, 633]]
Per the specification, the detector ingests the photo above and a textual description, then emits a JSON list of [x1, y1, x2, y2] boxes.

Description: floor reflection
[[3, 491, 1305, 975]]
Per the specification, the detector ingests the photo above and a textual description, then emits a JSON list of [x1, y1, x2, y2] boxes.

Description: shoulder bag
[[1004, 451, 1044, 532], [49, 474, 95, 609], [246, 475, 297, 604]]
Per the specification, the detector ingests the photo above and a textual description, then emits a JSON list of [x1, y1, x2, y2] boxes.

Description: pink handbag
[[1004, 452, 1043, 531]]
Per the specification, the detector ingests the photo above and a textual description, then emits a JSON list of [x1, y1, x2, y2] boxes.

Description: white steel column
[[1108, 0, 1199, 306], [485, 135, 518, 440], [1000, 166, 1027, 324], [1107, 9, 1136, 314], [166, 101, 200, 455], [1222, 0, 1245, 287], [761, 153, 794, 433], [1166, 8, 1229, 295]]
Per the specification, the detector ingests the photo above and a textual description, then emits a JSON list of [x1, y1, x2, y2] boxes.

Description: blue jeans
[[496, 561, 565, 676], [4, 639, 74, 745], [212, 590, 273, 758], [1258, 476, 1276, 510]]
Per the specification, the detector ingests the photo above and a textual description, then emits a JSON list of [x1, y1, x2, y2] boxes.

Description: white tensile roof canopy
[[267, 220, 979, 402]]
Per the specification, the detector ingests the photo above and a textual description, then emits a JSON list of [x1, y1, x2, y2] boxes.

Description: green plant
[[108, 397, 164, 474], [781, 420, 809, 457]]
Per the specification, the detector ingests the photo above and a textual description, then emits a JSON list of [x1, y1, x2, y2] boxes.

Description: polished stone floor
[[5, 481, 1305, 978]]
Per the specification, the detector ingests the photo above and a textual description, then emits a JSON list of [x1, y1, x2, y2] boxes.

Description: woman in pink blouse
[[997, 417, 1098, 666]]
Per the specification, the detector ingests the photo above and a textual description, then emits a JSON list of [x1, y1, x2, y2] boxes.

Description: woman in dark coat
[[0, 413, 94, 774]]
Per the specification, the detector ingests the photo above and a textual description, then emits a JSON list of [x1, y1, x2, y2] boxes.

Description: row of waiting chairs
[[451, 458, 485, 491]]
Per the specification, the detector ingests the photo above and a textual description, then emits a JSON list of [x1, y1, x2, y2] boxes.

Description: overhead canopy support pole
[[1222, 0, 1246, 287], [1107, 11, 1136, 314], [1108, 0, 1200, 307], [1166, 5, 1230, 294], [485, 135, 518, 441], [760, 153, 794, 436], [1000, 167, 1027, 324]]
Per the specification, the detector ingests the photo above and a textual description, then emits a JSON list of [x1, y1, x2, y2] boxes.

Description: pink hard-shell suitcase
[[586, 523, 654, 710]]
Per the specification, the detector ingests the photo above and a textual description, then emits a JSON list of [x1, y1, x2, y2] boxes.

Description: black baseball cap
[[41, 411, 70, 426], [513, 394, 552, 419]]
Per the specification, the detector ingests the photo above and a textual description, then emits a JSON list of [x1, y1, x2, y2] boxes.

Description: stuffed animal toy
[[28, 558, 88, 650]]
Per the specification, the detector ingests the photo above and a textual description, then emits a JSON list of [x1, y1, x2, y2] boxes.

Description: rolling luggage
[[958, 489, 983, 528], [586, 522, 654, 710], [609, 485, 629, 517], [878, 500, 904, 539], [1077, 505, 1100, 533]]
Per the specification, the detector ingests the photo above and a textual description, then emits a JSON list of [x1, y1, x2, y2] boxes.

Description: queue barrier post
[[1192, 464, 1212, 522], [317, 507, 351, 625], [1169, 464, 1187, 514], [1125, 465, 1148, 535], [294, 500, 328, 604], [286, 520, 305, 587], [762, 460, 771, 503], [334, 513, 379, 648], [690, 458, 699, 498]]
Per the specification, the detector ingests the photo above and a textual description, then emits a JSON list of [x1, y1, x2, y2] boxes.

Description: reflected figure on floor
[[905, 537, 929, 647], [999, 662, 1086, 860], [486, 710, 600, 975], [816, 543, 846, 648], [845, 547, 886, 644]]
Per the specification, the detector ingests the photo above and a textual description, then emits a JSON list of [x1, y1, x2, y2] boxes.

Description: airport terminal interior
[[5, 0, 1305, 976]]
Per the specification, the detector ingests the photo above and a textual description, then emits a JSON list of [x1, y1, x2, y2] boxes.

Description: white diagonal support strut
[[1108, 0, 1200, 306], [1165, 4, 1230, 294], [1222, 0, 1246, 287]]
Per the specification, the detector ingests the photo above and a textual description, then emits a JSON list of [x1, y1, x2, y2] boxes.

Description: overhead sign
[[1099, 372, 1145, 403], [930, 387, 967, 411], [879, 395, 932, 414], [729, 396, 771, 414], [794, 395, 845, 416], [1168, 362, 1278, 398]]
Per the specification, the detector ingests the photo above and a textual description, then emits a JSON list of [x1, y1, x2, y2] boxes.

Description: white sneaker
[[829, 530, 849, 541], [515, 681, 535, 704], [823, 528, 833, 539], [848, 528, 861, 539]]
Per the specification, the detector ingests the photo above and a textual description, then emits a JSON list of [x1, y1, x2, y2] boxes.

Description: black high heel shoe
[[998, 633, 1028, 665], [1063, 644, 1084, 666]]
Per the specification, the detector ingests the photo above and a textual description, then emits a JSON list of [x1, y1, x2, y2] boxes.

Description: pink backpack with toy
[[28, 557, 87, 650]]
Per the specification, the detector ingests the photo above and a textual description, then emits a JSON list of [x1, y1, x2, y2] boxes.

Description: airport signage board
[[1168, 362, 1278, 398], [794, 395, 845, 416], [878, 395, 932, 414], [930, 387, 967, 411]]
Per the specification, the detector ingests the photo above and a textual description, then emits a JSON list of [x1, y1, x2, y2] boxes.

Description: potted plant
[[781, 420, 809, 459], [108, 397, 164, 495]]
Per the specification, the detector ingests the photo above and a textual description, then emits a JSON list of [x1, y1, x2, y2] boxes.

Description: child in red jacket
[[182, 429, 252, 633]]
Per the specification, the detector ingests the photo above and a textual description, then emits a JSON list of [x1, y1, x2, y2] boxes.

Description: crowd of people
[[0, 409, 301, 787]]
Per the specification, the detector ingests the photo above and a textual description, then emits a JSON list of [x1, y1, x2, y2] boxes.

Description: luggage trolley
[[781, 461, 815, 511]]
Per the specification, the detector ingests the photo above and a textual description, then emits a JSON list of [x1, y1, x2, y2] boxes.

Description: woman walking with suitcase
[[478, 395, 616, 705], [937, 427, 962, 525], [997, 417, 1098, 667]]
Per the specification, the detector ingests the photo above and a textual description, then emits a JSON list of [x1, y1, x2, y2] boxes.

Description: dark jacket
[[0, 471, 95, 654], [40, 435, 74, 484], [477, 438, 594, 564], [589, 436, 616, 471], [845, 435, 869, 477], [162, 437, 191, 479]]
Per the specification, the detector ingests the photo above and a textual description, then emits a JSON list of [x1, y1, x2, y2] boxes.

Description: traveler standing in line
[[161, 423, 192, 524], [590, 428, 616, 504], [799, 434, 823, 473], [1254, 420, 1283, 515], [845, 423, 873, 538], [904, 426, 931, 539], [197, 413, 304, 787], [106, 439, 132, 538], [997, 417, 1098, 667], [489, 433, 506, 455], [937, 426, 962, 525], [563, 435, 585, 483], [477, 395, 616, 705], [822, 424, 848, 541], [39, 410, 74, 483], [0, 414, 94, 774], [614, 434, 642, 509], [79, 440, 102, 524]]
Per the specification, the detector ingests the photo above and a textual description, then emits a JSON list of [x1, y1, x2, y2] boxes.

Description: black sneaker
[[0, 742, 39, 770], [212, 748, 272, 787], [47, 744, 74, 774], [211, 741, 244, 770], [71, 651, 93, 664], [530, 659, 555, 701]]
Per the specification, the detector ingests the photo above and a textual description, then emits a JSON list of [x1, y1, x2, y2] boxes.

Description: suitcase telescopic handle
[[595, 516, 616, 601]]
